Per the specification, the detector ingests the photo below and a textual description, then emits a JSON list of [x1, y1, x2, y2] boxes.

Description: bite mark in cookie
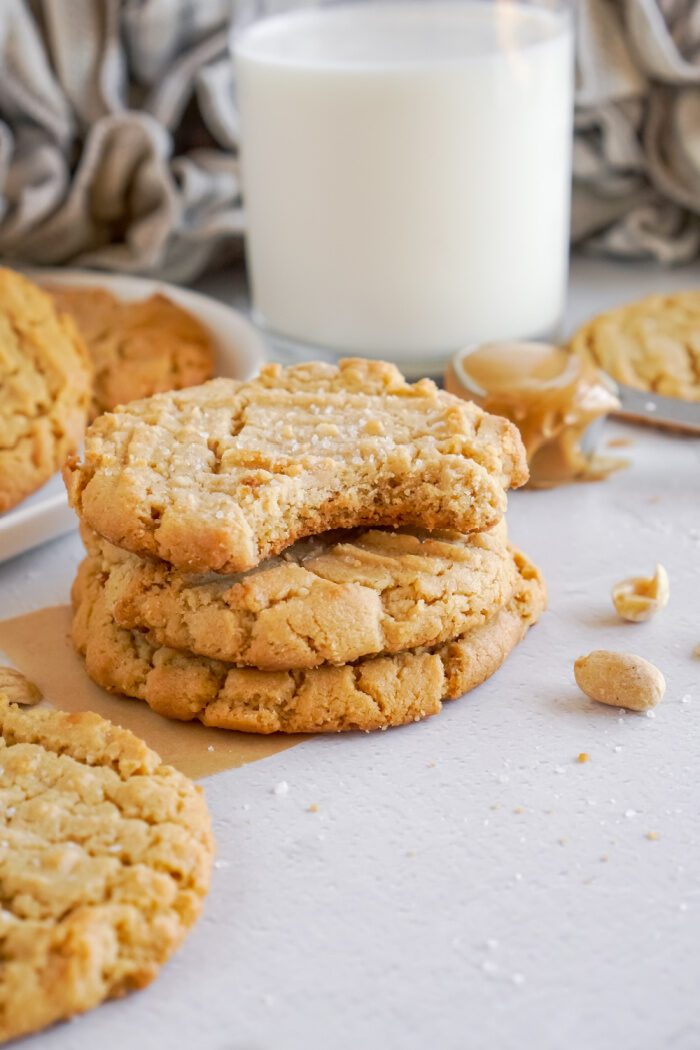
[[65, 359, 528, 573]]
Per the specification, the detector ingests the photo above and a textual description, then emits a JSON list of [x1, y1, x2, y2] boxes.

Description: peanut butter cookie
[[87, 523, 517, 670], [71, 547, 546, 734], [570, 290, 700, 402], [0, 269, 91, 513], [65, 360, 528, 573], [49, 286, 214, 415], [0, 699, 213, 1044]]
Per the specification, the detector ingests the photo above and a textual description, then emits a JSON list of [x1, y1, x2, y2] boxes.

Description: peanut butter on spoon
[[445, 342, 626, 489]]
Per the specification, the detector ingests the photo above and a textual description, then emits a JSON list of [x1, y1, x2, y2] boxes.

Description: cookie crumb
[[577, 752, 590, 764], [308, 803, 320, 813], [645, 831, 660, 841]]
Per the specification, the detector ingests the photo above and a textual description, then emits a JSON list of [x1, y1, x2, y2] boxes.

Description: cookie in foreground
[[0, 700, 214, 1044], [71, 547, 546, 734], [0, 268, 91, 513], [89, 523, 518, 670], [64, 359, 529, 573]]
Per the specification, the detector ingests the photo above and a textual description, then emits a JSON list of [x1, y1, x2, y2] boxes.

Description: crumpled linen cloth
[[0, 0, 698, 281], [573, 0, 700, 263]]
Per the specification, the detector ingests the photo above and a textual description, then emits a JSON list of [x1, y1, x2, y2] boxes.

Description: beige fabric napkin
[[0, 0, 697, 280]]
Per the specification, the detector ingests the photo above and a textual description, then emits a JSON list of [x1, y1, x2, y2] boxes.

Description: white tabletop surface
[[3, 255, 700, 1050]]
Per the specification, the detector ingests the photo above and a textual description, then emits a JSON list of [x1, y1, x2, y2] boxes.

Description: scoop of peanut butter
[[445, 342, 625, 489]]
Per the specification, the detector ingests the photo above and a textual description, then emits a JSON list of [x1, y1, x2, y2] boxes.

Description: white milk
[[234, 2, 573, 372]]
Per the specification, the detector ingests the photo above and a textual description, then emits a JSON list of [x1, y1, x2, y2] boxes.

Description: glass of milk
[[234, 1, 574, 376]]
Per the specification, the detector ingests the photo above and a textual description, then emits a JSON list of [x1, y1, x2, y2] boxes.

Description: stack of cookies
[[65, 359, 546, 734]]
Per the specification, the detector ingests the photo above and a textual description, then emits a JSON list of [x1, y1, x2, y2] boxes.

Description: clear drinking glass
[[233, 1, 574, 376]]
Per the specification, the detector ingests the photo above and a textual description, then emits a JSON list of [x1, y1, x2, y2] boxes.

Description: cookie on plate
[[0, 699, 213, 1044], [0, 269, 91, 513], [570, 290, 700, 402], [87, 523, 518, 670], [65, 359, 529, 574], [48, 287, 215, 416], [71, 546, 546, 734]]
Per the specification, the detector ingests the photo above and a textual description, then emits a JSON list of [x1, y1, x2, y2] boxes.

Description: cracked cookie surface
[[71, 547, 546, 734], [48, 286, 214, 416], [65, 359, 528, 573], [0, 700, 213, 1044], [570, 290, 700, 402], [88, 523, 518, 669], [0, 269, 91, 513]]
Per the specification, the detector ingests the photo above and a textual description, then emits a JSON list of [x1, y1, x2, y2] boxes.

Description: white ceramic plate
[[0, 268, 267, 564]]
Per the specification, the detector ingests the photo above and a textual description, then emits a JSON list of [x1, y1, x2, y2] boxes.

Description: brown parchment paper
[[0, 605, 306, 779]]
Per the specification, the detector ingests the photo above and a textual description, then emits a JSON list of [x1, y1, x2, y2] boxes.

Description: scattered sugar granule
[[482, 960, 498, 976], [5, 807, 16, 818], [625, 809, 637, 819], [512, 973, 526, 987], [681, 694, 692, 704], [613, 745, 623, 753], [485, 938, 499, 951], [577, 752, 590, 764], [207, 745, 215, 752], [273, 781, 289, 797], [554, 765, 567, 775], [646, 710, 656, 719], [214, 859, 230, 869]]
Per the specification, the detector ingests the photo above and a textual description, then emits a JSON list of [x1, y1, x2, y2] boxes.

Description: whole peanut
[[574, 650, 665, 711]]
